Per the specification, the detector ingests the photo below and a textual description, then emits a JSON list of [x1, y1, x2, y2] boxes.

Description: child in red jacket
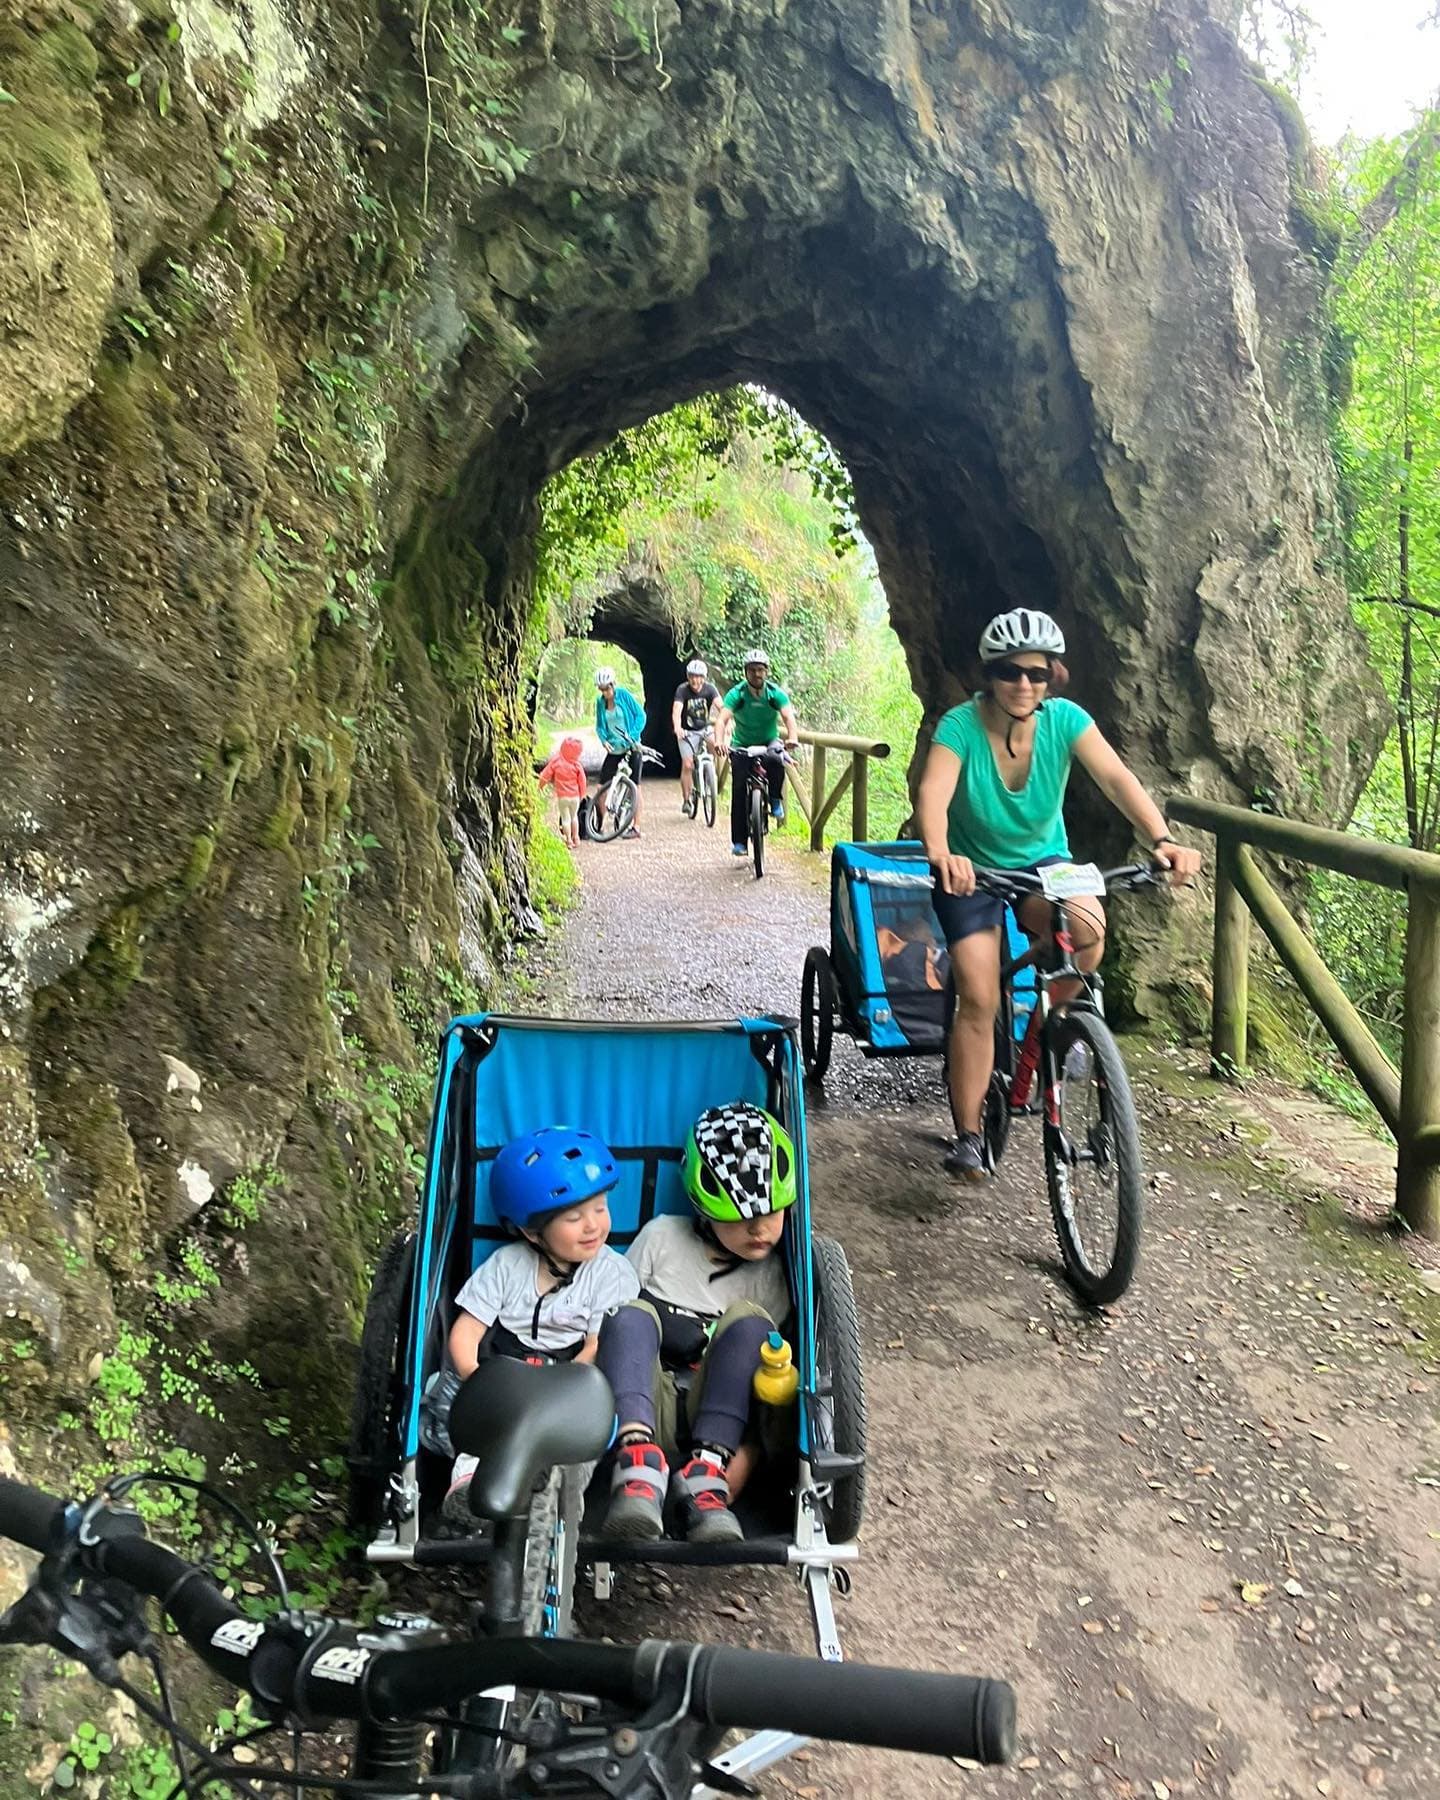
[[539, 735, 588, 848]]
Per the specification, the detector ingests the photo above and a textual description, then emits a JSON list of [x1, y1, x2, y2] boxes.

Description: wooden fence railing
[[1168, 796, 1440, 1237], [720, 730, 891, 847]]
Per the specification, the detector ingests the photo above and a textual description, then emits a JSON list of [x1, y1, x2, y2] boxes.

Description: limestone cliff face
[[0, 0, 1382, 1441]]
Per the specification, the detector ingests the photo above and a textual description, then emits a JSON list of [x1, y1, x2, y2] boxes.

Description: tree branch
[[1340, 120, 1440, 269], [1355, 594, 1440, 622]]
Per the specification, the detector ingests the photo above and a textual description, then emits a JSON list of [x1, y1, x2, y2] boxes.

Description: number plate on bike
[[1038, 861, 1106, 900]]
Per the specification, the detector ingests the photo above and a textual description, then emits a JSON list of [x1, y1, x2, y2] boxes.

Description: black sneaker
[[943, 1131, 988, 1182]]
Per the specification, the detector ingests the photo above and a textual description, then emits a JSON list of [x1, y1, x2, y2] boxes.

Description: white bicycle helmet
[[978, 609, 1065, 663], [742, 647, 770, 668], [686, 658, 708, 677], [594, 666, 616, 689]]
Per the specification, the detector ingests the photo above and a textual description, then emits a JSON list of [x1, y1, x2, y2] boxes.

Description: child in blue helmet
[[437, 1125, 639, 1520]]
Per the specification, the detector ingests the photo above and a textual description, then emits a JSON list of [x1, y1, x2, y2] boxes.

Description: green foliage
[[535, 639, 639, 730], [535, 394, 742, 622], [529, 800, 579, 924], [1303, 114, 1440, 1107]]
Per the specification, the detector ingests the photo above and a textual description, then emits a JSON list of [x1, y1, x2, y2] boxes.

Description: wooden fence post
[[1399, 884, 1440, 1236], [852, 751, 869, 843], [810, 744, 827, 853], [1211, 838, 1249, 1077]]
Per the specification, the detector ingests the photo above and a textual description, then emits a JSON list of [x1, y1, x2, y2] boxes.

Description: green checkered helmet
[[684, 1103, 797, 1222]]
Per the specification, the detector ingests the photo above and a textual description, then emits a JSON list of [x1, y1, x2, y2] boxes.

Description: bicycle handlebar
[[0, 1479, 1017, 1766], [970, 862, 1161, 901]]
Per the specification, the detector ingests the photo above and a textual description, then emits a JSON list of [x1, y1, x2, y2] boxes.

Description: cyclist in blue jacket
[[593, 667, 648, 839]]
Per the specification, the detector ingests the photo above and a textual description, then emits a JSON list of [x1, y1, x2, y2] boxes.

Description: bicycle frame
[[995, 896, 1105, 1122]]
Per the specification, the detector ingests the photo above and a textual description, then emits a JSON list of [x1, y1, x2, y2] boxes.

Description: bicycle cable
[[104, 1470, 292, 1607]]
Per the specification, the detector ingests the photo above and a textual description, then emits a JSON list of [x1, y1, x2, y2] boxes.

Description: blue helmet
[[490, 1126, 619, 1232]]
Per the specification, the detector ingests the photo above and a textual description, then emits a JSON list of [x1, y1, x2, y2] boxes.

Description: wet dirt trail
[[521, 785, 1440, 1800]]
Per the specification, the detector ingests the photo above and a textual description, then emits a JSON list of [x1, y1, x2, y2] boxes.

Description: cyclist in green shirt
[[716, 649, 799, 856], [915, 609, 1202, 1181]]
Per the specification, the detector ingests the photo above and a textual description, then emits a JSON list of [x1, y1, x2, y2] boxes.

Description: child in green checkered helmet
[[596, 1103, 797, 1543]]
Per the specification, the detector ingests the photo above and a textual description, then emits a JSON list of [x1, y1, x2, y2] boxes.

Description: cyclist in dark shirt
[[671, 659, 721, 813]]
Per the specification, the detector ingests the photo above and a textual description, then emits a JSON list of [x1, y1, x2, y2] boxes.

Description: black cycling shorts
[[599, 748, 643, 785]]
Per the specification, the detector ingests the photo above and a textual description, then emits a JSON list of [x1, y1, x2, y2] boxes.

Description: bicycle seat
[[448, 1359, 615, 1519]]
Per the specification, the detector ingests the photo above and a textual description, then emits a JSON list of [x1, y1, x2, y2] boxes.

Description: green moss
[[528, 805, 578, 924], [1303, 1195, 1440, 1368], [261, 797, 303, 847], [0, 21, 101, 192], [182, 832, 216, 893], [84, 903, 146, 1001]]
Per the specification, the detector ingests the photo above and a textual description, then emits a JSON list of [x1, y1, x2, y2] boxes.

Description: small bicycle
[[590, 742, 663, 843], [728, 742, 794, 879], [959, 862, 1162, 1307], [681, 733, 719, 828]]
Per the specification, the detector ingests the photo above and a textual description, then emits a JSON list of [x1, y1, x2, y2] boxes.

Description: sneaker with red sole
[[603, 1442, 668, 1540], [674, 1455, 743, 1544]]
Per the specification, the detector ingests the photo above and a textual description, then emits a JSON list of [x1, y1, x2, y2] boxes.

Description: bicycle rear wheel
[[801, 947, 836, 1079], [1042, 1009, 1143, 1306], [751, 786, 766, 878], [982, 1017, 1013, 1174], [701, 757, 717, 828]]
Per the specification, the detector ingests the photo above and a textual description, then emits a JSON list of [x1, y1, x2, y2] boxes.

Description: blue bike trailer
[[803, 842, 1037, 1079], [348, 1012, 864, 1659]]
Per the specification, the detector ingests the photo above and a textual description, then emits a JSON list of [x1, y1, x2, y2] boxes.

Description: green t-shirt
[[932, 697, 1094, 867], [723, 679, 791, 748]]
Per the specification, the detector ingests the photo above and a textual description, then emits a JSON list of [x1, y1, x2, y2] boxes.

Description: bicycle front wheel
[[750, 785, 767, 878], [1042, 1009, 1143, 1306], [589, 782, 624, 842], [701, 758, 717, 828], [443, 1466, 579, 1776]]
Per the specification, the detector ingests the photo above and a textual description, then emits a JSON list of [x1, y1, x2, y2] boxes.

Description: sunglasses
[[987, 661, 1051, 686]]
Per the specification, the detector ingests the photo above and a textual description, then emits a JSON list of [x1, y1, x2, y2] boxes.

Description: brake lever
[[0, 1520, 157, 1685]]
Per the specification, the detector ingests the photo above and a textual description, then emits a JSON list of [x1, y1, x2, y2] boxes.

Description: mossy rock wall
[[0, 0, 1386, 1486]]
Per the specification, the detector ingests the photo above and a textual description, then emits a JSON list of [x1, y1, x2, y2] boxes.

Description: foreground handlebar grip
[[689, 1647, 1016, 1764], [0, 1479, 67, 1552]]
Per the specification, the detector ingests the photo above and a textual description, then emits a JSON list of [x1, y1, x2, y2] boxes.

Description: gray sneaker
[[602, 1442, 668, 1541], [943, 1131, 988, 1182], [674, 1456, 743, 1543], [1062, 1039, 1093, 1085]]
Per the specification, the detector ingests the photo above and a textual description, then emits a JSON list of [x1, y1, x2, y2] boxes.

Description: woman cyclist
[[915, 609, 1202, 1182], [593, 666, 648, 839]]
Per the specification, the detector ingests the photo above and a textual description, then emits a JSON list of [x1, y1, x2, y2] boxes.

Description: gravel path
[[520, 786, 1440, 1800]]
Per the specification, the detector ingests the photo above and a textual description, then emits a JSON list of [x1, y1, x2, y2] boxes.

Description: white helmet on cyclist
[[594, 666, 616, 690], [978, 609, 1065, 663], [742, 647, 770, 669], [686, 658, 707, 677]]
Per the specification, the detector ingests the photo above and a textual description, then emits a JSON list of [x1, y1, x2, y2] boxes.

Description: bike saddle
[[449, 1359, 615, 1519]]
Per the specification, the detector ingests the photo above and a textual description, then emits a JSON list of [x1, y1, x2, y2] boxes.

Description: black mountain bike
[[960, 863, 1161, 1307], [728, 743, 793, 879], [0, 1363, 1016, 1796]]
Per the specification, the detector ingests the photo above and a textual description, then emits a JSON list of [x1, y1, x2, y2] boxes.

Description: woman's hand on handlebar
[[1151, 840, 1202, 887], [932, 852, 977, 897]]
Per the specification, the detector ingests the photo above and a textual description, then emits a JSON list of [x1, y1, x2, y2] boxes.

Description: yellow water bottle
[[752, 1331, 799, 1406]]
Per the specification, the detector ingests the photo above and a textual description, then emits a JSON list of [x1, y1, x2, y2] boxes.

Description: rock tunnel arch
[[0, 0, 1392, 1427], [409, 0, 1386, 887]]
